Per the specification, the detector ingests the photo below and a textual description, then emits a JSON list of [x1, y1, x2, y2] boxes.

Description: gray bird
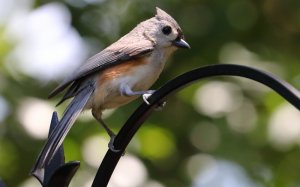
[[32, 7, 190, 180]]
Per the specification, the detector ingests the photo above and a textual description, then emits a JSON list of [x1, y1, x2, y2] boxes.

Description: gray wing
[[48, 39, 154, 98]]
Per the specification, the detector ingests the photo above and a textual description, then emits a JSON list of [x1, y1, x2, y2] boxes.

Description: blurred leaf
[[138, 124, 176, 160]]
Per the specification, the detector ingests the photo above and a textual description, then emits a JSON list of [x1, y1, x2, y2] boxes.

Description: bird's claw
[[108, 135, 121, 153], [142, 93, 167, 111], [142, 93, 152, 105], [154, 101, 166, 111]]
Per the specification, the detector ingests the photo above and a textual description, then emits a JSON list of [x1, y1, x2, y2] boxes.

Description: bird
[[31, 7, 190, 179]]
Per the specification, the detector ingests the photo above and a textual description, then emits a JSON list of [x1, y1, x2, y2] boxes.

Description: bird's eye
[[162, 26, 172, 35]]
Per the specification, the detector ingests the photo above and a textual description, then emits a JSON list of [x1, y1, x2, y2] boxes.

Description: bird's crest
[[155, 7, 180, 29]]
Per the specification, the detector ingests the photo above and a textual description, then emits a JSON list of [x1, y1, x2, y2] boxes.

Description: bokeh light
[[268, 103, 300, 150], [17, 98, 54, 139], [138, 125, 176, 159], [186, 154, 216, 181], [189, 122, 220, 152], [0, 96, 9, 123], [193, 81, 243, 118], [69, 170, 94, 187], [5, 2, 87, 81], [194, 161, 260, 187], [143, 180, 165, 187], [82, 135, 108, 168], [226, 99, 257, 133], [18, 177, 40, 187], [109, 154, 147, 187], [187, 155, 260, 187]]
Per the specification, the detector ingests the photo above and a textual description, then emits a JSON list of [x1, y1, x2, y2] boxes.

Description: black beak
[[172, 38, 191, 49]]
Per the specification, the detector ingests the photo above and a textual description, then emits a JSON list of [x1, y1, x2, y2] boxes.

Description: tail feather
[[31, 83, 94, 181], [56, 80, 83, 106]]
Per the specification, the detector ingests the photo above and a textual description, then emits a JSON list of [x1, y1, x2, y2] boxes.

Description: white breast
[[90, 47, 175, 110]]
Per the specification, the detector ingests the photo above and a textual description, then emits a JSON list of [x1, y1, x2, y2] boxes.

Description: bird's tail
[[31, 83, 94, 181]]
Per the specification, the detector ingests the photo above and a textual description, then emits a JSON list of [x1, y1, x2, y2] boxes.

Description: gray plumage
[[31, 81, 94, 179], [31, 7, 189, 181]]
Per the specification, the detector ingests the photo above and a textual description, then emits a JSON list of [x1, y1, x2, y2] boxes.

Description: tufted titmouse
[[32, 7, 190, 177]]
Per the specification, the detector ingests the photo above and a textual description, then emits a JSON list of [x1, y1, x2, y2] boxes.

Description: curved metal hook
[[92, 64, 300, 187]]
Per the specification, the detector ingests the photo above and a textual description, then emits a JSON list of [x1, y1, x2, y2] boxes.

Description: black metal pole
[[92, 64, 300, 186]]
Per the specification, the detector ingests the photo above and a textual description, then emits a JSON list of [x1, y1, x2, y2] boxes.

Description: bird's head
[[141, 7, 190, 50]]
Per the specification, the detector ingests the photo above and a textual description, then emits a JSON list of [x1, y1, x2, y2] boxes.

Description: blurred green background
[[1, 0, 300, 187]]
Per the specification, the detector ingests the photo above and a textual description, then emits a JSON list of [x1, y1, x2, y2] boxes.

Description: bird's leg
[[120, 84, 166, 109], [92, 110, 120, 152], [120, 84, 155, 104]]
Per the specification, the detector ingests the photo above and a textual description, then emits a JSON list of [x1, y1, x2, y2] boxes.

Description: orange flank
[[97, 58, 149, 83]]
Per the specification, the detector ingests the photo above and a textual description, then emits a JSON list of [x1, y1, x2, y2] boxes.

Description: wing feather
[[48, 39, 153, 98]]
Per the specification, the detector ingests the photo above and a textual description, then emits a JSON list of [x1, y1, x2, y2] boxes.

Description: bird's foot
[[108, 135, 121, 153], [154, 101, 166, 111], [142, 93, 152, 105], [142, 92, 166, 111]]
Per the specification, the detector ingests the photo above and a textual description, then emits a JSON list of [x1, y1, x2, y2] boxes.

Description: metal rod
[[92, 64, 300, 186]]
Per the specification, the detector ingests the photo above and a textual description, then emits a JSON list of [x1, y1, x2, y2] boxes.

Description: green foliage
[[1, 0, 300, 186]]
